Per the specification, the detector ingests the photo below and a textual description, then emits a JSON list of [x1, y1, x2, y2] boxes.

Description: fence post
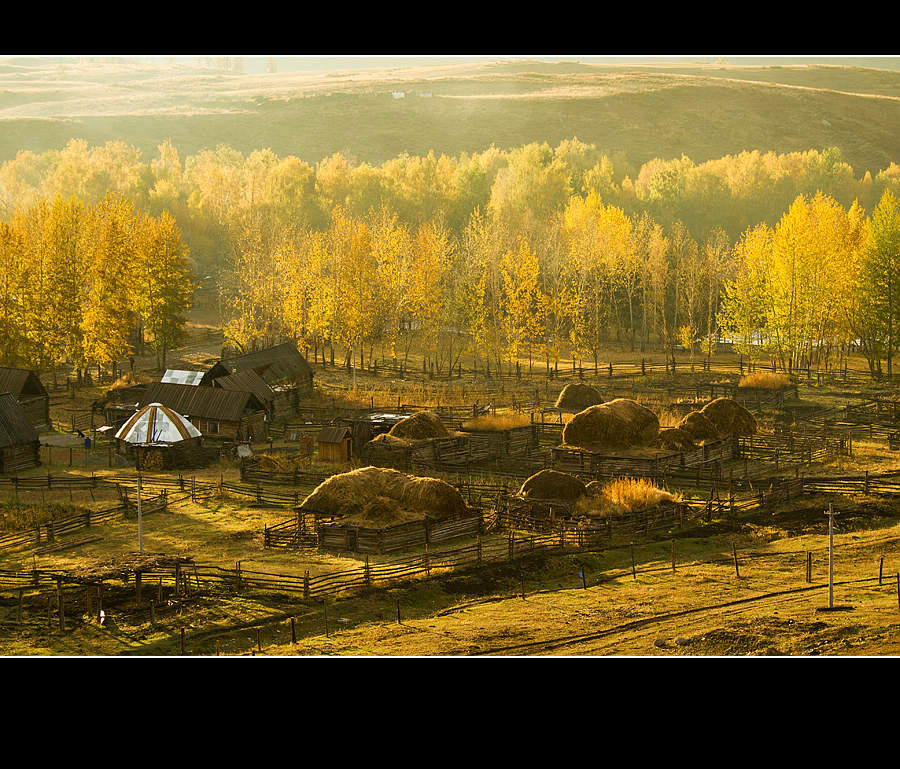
[[303, 570, 310, 600]]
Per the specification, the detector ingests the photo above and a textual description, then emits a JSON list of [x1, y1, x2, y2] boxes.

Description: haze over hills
[[2, 55, 900, 176]]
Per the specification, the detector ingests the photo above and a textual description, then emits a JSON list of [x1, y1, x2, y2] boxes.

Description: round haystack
[[653, 427, 696, 451], [700, 397, 757, 437], [388, 411, 449, 440], [678, 410, 721, 443], [554, 383, 604, 413], [562, 398, 659, 450], [518, 469, 587, 502], [299, 466, 467, 525]]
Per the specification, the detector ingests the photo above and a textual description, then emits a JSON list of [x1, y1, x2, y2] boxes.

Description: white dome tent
[[115, 403, 204, 470], [116, 403, 201, 444]]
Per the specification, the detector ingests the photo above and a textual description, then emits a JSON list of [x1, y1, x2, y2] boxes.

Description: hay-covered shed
[[0, 367, 49, 429], [0, 392, 41, 472], [140, 382, 268, 442]]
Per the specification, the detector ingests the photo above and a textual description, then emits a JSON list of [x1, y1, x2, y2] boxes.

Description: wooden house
[[211, 369, 277, 418], [316, 426, 352, 463], [201, 343, 313, 418], [140, 382, 268, 443], [0, 393, 41, 472], [0, 367, 50, 429]]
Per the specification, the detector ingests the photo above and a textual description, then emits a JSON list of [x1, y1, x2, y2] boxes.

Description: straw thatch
[[561, 398, 659, 450], [518, 469, 587, 502], [678, 410, 721, 443], [388, 411, 449, 440], [700, 397, 757, 436], [299, 466, 467, 525], [553, 383, 604, 413]]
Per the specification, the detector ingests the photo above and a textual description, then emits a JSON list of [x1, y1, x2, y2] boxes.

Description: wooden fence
[[0, 491, 168, 554]]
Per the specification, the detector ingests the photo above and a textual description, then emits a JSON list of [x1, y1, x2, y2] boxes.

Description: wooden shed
[[140, 382, 268, 443], [0, 392, 41, 472], [0, 367, 50, 429], [211, 369, 277, 418], [316, 426, 352, 463]]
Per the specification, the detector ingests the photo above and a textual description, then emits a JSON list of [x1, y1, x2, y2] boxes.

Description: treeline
[[2, 138, 898, 276], [4, 138, 900, 378], [219, 186, 900, 381], [0, 195, 194, 375]]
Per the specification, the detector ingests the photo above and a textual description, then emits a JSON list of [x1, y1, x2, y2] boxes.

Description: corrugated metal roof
[[0, 367, 47, 397], [212, 369, 274, 405], [0, 392, 39, 447], [141, 382, 266, 422], [201, 342, 312, 386], [161, 369, 205, 386]]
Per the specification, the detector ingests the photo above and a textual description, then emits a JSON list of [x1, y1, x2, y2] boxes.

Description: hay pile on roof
[[299, 466, 467, 525], [368, 432, 414, 448], [387, 411, 449, 440], [700, 397, 757, 437], [678, 411, 721, 443], [554, 383, 604, 412], [518, 469, 587, 502], [561, 398, 659, 450], [653, 427, 697, 451]]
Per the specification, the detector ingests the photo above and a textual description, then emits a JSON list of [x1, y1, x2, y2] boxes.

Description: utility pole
[[137, 473, 143, 554], [825, 503, 837, 609]]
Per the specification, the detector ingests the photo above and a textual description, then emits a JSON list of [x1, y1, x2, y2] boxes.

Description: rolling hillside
[[1, 57, 900, 175]]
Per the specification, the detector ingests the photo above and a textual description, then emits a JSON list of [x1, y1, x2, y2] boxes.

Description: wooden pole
[[880, 556, 884, 586], [732, 543, 740, 578], [291, 617, 296, 644], [631, 542, 637, 579], [671, 539, 676, 572]]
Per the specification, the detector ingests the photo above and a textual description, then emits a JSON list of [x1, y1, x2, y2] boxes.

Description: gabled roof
[[141, 382, 266, 422], [0, 367, 47, 398], [317, 426, 352, 444], [212, 369, 274, 405], [0, 392, 39, 447], [201, 342, 312, 386]]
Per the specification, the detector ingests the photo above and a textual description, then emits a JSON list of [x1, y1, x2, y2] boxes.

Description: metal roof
[[141, 382, 266, 422], [0, 392, 39, 447], [161, 369, 205, 386]]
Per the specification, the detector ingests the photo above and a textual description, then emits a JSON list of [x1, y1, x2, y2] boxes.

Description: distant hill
[[2, 56, 900, 175]]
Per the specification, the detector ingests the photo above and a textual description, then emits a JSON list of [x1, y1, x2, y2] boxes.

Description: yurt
[[115, 402, 204, 470]]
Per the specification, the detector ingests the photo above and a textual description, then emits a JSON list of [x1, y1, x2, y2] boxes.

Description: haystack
[[299, 466, 467, 525], [700, 397, 757, 437], [678, 410, 721, 443], [388, 411, 449, 440], [518, 469, 587, 502], [653, 427, 696, 451], [561, 398, 659, 450], [554, 383, 604, 412]]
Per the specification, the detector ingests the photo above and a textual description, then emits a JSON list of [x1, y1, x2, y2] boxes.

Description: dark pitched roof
[[201, 343, 312, 386], [0, 392, 39, 447], [0, 367, 47, 398], [317, 426, 352, 444], [212, 369, 274, 406], [140, 382, 266, 422]]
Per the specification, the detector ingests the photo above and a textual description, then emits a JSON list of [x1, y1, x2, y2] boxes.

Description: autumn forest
[[2, 135, 900, 381]]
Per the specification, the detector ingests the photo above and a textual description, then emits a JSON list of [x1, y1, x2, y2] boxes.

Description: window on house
[[209, 421, 219, 434]]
